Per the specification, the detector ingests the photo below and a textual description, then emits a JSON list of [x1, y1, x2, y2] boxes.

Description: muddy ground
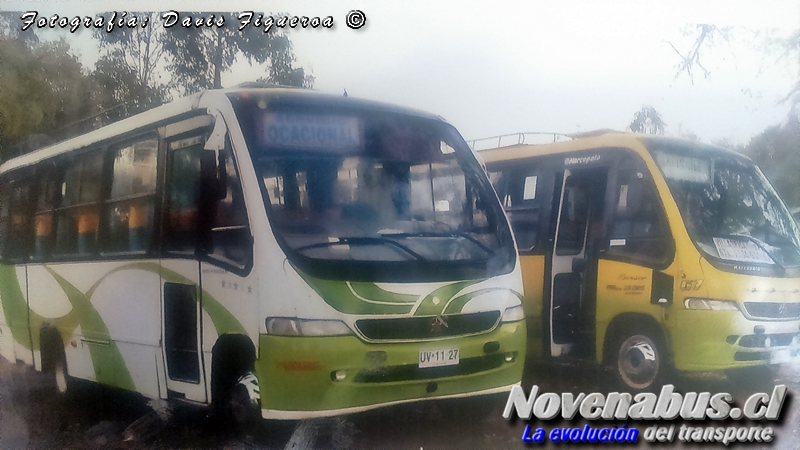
[[1, 356, 798, 449]]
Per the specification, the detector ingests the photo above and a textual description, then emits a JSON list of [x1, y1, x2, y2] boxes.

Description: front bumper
[[672, 310, 800, 371], [255, 321, 525, 419]]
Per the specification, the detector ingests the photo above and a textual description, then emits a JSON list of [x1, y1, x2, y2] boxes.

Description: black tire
[[228, 373, 261, 427], [210, 338, 259, 434], [41, 330, 72, 395], [611, 329, 668, 392]]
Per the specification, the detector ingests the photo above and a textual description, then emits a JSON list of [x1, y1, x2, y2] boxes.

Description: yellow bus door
[[549, 167, 609, 357]]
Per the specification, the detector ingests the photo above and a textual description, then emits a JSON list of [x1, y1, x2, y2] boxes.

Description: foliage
[[666, 24, 733, 85], [93, 12, 170, 114], [0, 11, 313, 161], [91, 55, 170, 122], [628, 106, 667, 135], [259, 37, 315, 88], [161, 12, 313, 95], [668, 24, 799, 110], [0, 35, 97, 160], [740, 115, 800, 209]]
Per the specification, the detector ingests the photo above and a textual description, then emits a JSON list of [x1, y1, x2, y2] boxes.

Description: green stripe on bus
[[0, 265, 33, 350], [44, 267, 136, 391], [442, 288, 506, 314], [86, 262, 246, 336], [2, 262, 246, 392], [413, 281, 479, 316], [301, 276, 415, 314]]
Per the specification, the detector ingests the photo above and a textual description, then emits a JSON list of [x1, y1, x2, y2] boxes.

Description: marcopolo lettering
[[564, 154, 601, 165]]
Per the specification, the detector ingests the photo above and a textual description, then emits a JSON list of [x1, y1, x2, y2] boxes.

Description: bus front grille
[[738, 332, 800, 348], [742, 302, 800, 320], [355, 311, 501, 341]]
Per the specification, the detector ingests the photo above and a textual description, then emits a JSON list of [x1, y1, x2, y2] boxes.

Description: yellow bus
[[481, 131, 800, 390]]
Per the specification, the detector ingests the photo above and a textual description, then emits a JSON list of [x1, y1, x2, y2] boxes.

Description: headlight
[[501, 304, 526, 323], [684, 298, 740, 311], [266, 318, 353, 336]]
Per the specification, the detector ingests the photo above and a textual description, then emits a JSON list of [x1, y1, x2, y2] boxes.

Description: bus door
[[159, 120, 215, 403], [549, 167, 608, 357]]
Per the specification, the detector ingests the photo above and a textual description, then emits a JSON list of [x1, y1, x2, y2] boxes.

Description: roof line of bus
[[0, 86, 447, 174], [0, 92, 204, 174], [476, 130, 744, 164]]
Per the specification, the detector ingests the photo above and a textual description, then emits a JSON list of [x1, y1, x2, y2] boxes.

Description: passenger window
[[165, 136, 203, 253], [491, 168, 542, 251], [608, 168, 670, 264], [0, 179, 32, 260], [208, 148, 251, 268], [165, 133, 251, 269], [33, 171, 58, 259], [55, 151, 104, 255], [556, 175, 590, 255], [105, 138, 158, 253]]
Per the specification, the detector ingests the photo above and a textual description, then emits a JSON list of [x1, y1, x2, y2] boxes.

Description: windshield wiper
[[377, 231, 495, 255], [294, 237, 427, 261], [727, 233, 785, 271]]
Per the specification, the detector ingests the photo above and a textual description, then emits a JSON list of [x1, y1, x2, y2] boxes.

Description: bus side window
[[165, 138, 203, 253], [556, 175, 590, 255], [0, 179, 32, 261], [106, 138, 158, 253], [608, 169, 670, 264], [208, 147, 252, 269], [492, 168, 541, 251], [55, 151, 104, 256], [33, 171, 58, 259]]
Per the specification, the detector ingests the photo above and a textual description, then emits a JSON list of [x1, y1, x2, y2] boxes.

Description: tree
[[628, 106, 667, 135], [161, 12, 313, 95], [666, 24, 733, 85], [0, 34, 98, 160], [258, 35, 314, 88], [93, 12, 170, 116], [740, 116, 800, 209], [668, 24, 799, 110], [90, 55, 170, 124]]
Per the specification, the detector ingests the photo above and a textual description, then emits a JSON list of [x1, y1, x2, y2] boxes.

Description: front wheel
[[613, 332, 667, 391], [229, 372, 261, 427]]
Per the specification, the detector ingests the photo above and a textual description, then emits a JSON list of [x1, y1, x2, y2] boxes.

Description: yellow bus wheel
[[613, 333, 664, 391]]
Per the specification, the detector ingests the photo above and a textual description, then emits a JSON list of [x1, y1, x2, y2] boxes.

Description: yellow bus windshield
[[652, 144, 800, 269]]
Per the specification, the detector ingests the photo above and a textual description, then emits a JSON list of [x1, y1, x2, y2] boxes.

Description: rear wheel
[[612, 331, 667, 391], [41, 329, 72, 395]]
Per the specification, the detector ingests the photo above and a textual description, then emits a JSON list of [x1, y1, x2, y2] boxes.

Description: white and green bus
[[0, 86, 526, 420]]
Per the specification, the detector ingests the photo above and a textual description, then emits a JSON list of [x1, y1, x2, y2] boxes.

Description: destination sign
[[260, 112, 362, 151]]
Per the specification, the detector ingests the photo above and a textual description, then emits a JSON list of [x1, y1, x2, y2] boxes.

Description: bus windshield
[[653, 144, 800, 268], [229, 93, 515, 281]]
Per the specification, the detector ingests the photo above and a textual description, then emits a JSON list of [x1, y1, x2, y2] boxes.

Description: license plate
[[419, 347, 459, 368]]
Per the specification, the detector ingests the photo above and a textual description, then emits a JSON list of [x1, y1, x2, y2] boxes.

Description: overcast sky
[[4, 0, 798, 146]]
